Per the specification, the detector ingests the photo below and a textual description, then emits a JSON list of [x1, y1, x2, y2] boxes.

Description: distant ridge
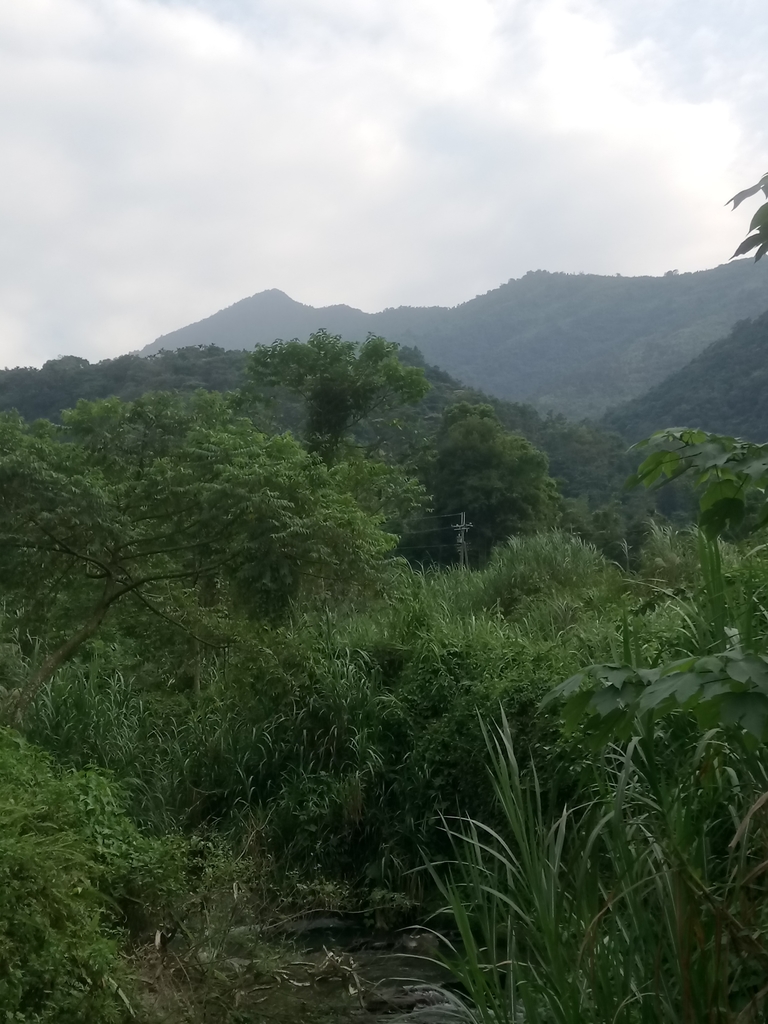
[[603, 310, 768, 443], [143, 289, 401, 356], [143, 261, 768, 418]]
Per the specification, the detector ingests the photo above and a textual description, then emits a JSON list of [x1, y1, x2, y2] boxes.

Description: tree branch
[[128, 589, 231, 650]]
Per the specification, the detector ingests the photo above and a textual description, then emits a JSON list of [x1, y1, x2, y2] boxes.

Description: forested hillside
[[0, 342, 635, 513], [603, 310, 768, 442], [141, 260, 768, 417], [0, 346, 248, 422]]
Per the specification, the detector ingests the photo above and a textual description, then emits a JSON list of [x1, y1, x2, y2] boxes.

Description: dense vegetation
[[3, 321, 768, 1020], [0, 346, 248, 423], [141, 259, 768, 417], [438, 427, 768, 1022], [0, 340, 650, 554], [604, 309, 768, 441]]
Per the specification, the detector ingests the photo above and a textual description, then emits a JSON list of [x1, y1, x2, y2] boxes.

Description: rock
[[273, 914, 350, 935], [364, 983, 451, 1013], [395, 928, 441, 956]]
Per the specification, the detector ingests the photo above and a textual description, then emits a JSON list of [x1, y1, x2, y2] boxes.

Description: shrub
[[0, 729, 126, 1021], [479, 530, 620, 614], [0, 728, 185, 1021]]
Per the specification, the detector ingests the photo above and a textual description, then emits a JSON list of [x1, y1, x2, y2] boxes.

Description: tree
[[246, 330, 430, 461], [0, 391, 394, 718], [729, 172, 768, 261], [425, 403, 560, 560]]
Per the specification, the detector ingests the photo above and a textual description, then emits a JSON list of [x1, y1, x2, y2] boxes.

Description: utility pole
[[453, 511, 472, 568]]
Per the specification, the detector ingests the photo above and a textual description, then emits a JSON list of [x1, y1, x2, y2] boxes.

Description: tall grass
[[430, 531, 768, 1023], [435, 710, 768, 1022]]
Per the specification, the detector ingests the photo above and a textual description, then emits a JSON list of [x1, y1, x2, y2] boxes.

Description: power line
[[407, 512, 466, 522], [395, 544, 456, 551], [399, 526, 450, 536]]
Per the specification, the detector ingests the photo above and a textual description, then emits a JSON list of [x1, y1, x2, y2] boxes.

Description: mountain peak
[[141, 261, 768, 417]]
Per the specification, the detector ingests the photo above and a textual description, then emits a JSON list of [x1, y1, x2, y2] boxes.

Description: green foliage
[[546, 529, 768, 746], [554, 647, 768, 745], [0, 341, 641, 540], [137, 263, 768, 419], [413, 403, 560, 561], [329, 451, 428, 526], [477, 530, 620, 615], [729, 172, 768, 261], [6, 264, 768, 437], [0, 347, 248, 424], [17, 534, 622, 892], [406, 262, 768, 419], [602, 177, 768, 444], [630, 427, 768, 538], [12, 343, 768, 1024], [545, 427, 768, 745], [246, 330, 429, 460], [437, 430, 768, 1022], [0, 728, 185, 1022], [11, 248, 768, 1021], [637, 521, 701, 588], [435, 713, 768, 1024], [0, 390, 394, 710]]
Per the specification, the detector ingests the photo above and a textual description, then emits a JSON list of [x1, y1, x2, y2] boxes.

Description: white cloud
[[0, 0, 762, 366]]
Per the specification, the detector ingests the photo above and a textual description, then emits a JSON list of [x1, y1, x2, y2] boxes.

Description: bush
[[17, 539, 628, 899], [0, 728, 185, 1021], [480, 530, 620, 614], [0, 729, 125, 1021]]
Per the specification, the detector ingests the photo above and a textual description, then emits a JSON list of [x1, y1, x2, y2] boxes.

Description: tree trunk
[[5, 582, 117, 724]]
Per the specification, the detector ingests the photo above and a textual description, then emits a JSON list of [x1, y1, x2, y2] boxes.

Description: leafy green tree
[[426, 403, 559, 560], [729, 172, 768, 260], [0, 391, 394, 717], [246, 330, 430, 461]]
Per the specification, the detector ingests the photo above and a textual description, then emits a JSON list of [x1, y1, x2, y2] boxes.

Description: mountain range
[[143, 260, 768, 419], [5, 259, 768, 448]]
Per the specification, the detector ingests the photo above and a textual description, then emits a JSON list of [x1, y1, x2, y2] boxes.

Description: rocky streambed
[[137, 913, 470, 1023]]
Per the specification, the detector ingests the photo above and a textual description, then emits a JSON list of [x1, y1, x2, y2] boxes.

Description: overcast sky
[[0, 0, 766, 366]]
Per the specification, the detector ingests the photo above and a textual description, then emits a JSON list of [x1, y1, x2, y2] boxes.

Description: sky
[[0, 0, 766, 366]]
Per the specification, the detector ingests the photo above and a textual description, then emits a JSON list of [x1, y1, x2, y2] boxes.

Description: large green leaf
[[546, 647, 768, 743], [632, 430, 768, 539]]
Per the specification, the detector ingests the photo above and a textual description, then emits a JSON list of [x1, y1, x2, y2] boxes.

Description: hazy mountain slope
[[144, 288, 449, 358], [603, 311, 768, 443], [145, 290, 380, 354], [142, 261, 768, 418]]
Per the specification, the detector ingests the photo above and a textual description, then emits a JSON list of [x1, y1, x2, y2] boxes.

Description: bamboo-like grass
[[433, 709, 768, 1024]]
